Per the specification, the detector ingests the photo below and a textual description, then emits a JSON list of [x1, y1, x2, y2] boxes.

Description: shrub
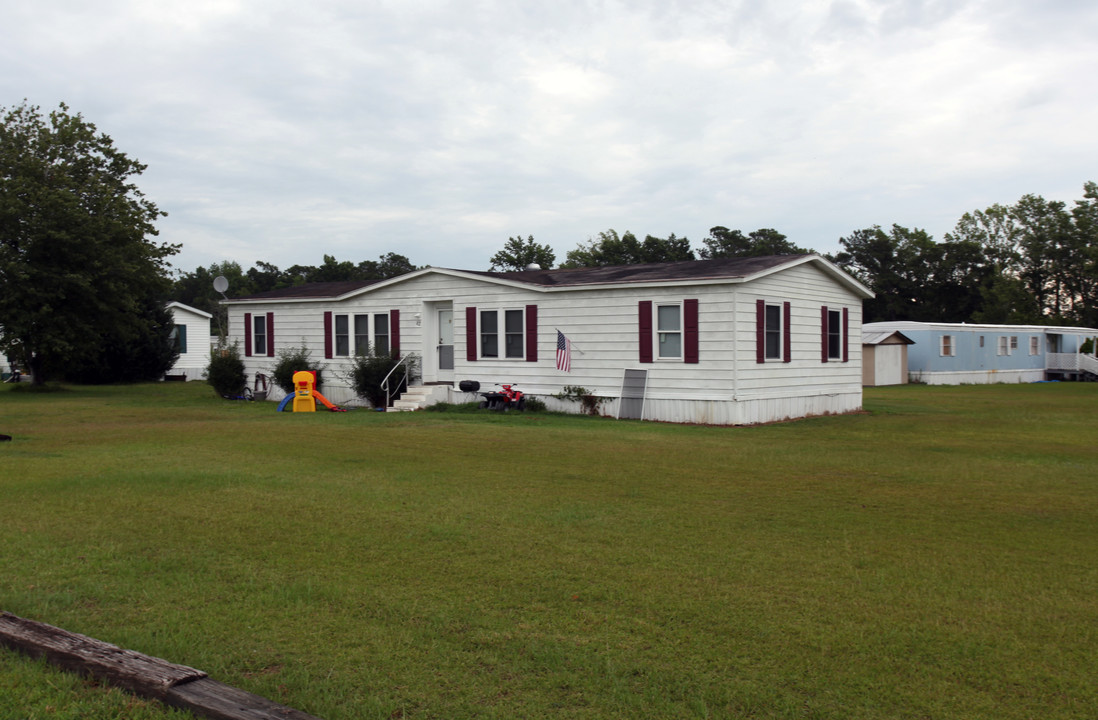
[[348, 349, 406, 408], [554, 385, 604, 415], [524, 396, 547, 413], [271, 343, 324, 394], [206, 341, 246, 398]]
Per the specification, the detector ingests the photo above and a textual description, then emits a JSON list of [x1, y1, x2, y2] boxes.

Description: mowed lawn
[[1, 381, 1096, 719]]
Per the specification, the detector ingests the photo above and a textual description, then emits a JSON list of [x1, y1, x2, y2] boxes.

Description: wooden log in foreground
[[0, 612, 322, 720]]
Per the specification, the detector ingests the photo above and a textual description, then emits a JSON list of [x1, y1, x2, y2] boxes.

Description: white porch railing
[[381, 352, 419, 408], [1046, 353, 1098, 375]]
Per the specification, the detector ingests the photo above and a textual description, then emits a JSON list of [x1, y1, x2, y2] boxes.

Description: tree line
[[5, 101, 1097, 386], [177, 181, 1098, 330], [486, 185, 1098, 327]]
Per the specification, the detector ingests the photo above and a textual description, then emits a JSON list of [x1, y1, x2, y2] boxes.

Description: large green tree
[[489, 235, 556, 271], [562, 230, 694, 268], [698, 227, 811, 258], [0, 101, 178, 384]]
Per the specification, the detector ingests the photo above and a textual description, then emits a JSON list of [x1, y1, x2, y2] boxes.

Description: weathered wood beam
[[0, 612, 322, 720]]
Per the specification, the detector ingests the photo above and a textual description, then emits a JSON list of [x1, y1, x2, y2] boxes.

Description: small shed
[[165, 302, 213, 381], [862, 330, 914, 386]]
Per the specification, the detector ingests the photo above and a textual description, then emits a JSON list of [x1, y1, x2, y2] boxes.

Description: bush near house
[[270, 344, 324, 394], [205, 341, 245, 398]]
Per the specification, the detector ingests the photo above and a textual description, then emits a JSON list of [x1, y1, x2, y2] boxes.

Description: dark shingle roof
[[470, 255, 806, 287], [233, 279, 383, 300], [227, 255, 815, 301]]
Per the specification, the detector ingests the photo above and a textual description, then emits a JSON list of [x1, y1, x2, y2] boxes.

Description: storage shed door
[[875, 345, 904, 386]]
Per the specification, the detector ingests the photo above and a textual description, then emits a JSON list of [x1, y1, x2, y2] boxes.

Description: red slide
[[312, 391, 346, 412]]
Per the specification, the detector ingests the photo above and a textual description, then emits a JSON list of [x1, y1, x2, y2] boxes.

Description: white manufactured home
[[165, 302, 213, 381], [222, 255, 873, 425]]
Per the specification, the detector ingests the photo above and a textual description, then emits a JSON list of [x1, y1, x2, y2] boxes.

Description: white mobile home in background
[[164, 302, 213, 381], [222, 255, 873, 425]]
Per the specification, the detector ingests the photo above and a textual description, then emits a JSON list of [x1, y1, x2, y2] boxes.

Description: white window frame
[[353, 314, 370, 355], [1010, 336, 1019, 353], [764, 302, 784, 361], [997, 336, 1010, 356], [826, 308, 843, 360], [332, 314, 350, 356], [1029, 336, 1040, 356], [374, 313, 390, 356], [656, 303, 683, 360], [333, 313, 391, 357], [940, 334, 955, 357], [253, 315, 268, 356], [479, 308, 525, 360]]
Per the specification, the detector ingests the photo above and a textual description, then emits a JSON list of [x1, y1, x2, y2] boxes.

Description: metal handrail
[[381, 353, 418, 408]]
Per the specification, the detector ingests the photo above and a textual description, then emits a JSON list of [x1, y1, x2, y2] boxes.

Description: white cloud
[[2, 0, 1096, 271]]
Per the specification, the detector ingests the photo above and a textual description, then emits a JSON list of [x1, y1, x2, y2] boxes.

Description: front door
[[437, 308, 454, 380]]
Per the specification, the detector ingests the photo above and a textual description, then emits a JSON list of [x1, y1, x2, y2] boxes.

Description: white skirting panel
[[637, 393, 863, 426], [266, 382, 862, 426], [910, 369, 1044, 385]]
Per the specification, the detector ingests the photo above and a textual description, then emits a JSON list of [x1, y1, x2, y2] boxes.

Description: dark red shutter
[[783, 302, 791, 363], [638, 301, 653, 363], [244, 312, 253, 357], [324, 312, 333, 359], [842, 307, 849, 363], [756, 300, 765, 363], [465, 307, 477, 362], [525, 305, 537, 362], [266, 313, 275, 357], [821, 306, 829, 363], [391, 309, 400, 354], [684, 299, 699, 364]]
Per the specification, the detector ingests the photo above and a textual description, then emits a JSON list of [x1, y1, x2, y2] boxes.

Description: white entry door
[[437, 309, 454, 379]]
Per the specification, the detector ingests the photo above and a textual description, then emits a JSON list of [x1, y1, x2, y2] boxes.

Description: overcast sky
[[4, 0, 1096, 276]]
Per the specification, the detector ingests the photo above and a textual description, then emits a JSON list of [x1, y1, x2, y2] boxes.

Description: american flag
[[556, 330, 572, 372]]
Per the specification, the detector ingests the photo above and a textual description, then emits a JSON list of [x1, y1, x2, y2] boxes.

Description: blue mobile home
[[863, 321, 1098, 384]]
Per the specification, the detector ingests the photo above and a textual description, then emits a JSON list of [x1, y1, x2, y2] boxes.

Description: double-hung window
[[503, 310, 524, 359], [253, 314, 268, 355], [326, 310, 400, 359], [756, 300, 790, 363], [657, 304, 682, 359], [245, 312, 274, 357], [354, 314, 370, 355], [765, 304, 782, 359], [374, 313, 390, 355], [819, 306, 849, 363], [639, 300, 698, 364], [465, 305, 537, 363], [940, 334, 955, 357], [334, 315, 350, 356], [480, 310, 499, 358], [998, 336, 1010, 356], [827, 310, 843, 359], [478, 309, 526, 359], [1029, 336, 1040, 355]]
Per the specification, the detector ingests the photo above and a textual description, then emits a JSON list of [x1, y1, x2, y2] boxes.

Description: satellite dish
[[213, 276, 229, 293]]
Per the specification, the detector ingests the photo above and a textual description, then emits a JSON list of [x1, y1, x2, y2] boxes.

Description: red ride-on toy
[[478, 383, 525, 411]]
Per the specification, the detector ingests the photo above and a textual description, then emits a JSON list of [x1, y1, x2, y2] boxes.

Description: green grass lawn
[[1, 382, 1096, 719]]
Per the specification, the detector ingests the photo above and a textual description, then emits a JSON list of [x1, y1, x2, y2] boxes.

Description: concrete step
[[389, 384, 450, 411]]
